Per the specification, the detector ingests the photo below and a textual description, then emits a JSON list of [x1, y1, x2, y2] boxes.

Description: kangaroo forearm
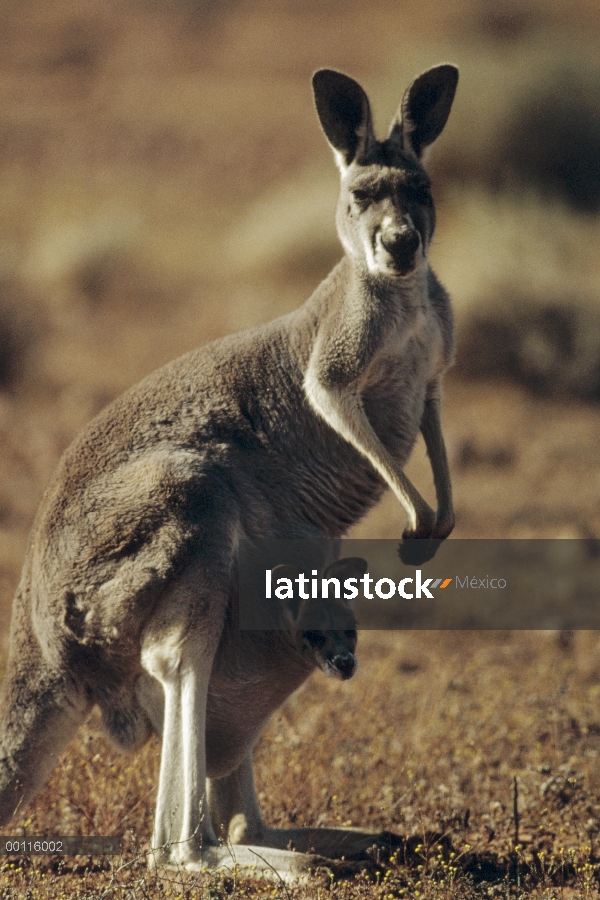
[[421, 396, 454, 526], [304, 376, 434, 531]]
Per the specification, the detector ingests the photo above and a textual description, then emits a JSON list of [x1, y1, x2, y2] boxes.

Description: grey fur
[[0, 65, 457, 881]]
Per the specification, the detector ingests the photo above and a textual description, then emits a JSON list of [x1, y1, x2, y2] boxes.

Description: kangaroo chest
[[362, 326, 438, 446]]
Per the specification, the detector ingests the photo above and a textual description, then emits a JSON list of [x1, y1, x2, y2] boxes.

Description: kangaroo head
[[271, 557, 367, 681], [313, 65, 458, 279]]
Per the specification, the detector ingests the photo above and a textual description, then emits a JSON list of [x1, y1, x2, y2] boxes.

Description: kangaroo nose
[[328, 651, 357, 680], [380, 227, 420, 273]]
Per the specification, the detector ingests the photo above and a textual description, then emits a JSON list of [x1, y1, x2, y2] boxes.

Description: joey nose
[[329, 651, 357, 680], [380, 228, 420, 274]]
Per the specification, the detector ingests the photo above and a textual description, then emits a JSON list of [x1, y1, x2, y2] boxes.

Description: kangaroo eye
[[352, 189, 372, 205], [404, 185, 431, 205]]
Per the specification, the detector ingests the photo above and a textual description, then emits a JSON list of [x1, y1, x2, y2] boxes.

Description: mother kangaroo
[[0, 64, 458, 882]]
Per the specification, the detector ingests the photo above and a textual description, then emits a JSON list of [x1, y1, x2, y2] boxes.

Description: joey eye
[[302, 631, 327, 649]]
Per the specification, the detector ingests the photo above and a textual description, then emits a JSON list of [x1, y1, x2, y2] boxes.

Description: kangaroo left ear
[[271, 564, 303, 627], [388, 65, 458, 160]]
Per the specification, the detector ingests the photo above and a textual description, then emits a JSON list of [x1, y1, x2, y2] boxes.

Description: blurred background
[[1, 0, 600, 655]]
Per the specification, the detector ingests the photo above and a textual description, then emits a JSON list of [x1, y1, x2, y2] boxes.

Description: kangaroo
[[0, 65, 458, 882]]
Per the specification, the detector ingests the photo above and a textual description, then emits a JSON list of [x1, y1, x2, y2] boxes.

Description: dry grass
[[3, 632, 600, 898], [432, 190, 600, 399], [2, 0, 600, 896]]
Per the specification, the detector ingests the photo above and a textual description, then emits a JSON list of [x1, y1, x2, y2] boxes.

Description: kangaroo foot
[[150, 843, 342, 885]]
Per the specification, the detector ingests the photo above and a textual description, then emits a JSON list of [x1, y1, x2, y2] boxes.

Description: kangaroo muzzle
[[325, 650, 358, 681], [380, 226, 421, 276]]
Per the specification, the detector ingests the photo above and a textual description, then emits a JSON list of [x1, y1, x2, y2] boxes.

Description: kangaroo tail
[[0, 630, 92, 826]]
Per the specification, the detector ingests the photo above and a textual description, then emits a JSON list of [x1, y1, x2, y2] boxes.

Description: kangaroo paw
[[432, 515, 455, 541], [398, 535, 442, 565]]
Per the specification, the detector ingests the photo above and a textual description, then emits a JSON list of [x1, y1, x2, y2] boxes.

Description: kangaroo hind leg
[[142, 559, 333, 883], [140, 543, 235, 866]]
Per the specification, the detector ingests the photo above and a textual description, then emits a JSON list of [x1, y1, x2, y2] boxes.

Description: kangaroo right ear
[[323, 557, 368, 582], [389, 64, 458, 160], [312, 69, 374, 169]]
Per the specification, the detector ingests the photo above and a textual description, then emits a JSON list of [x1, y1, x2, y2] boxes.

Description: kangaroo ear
[[323, 557, 367, 611], [271, 564, 304, 627], [323, 557, 368, 581], [313, 69, 375, 168], [388, 65, 458, 160]]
